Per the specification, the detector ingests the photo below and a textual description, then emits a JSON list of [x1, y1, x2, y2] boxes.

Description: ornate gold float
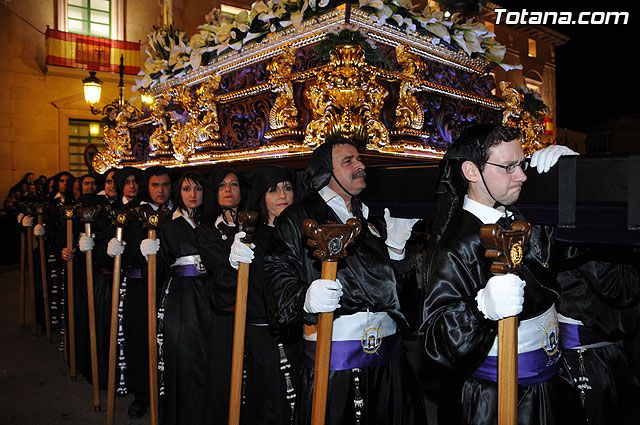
[[92, 3, 545, 173]]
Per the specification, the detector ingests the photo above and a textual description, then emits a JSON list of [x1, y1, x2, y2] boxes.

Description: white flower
[[359, 0, 384, 10], [403, 17, 416, 33], [426, 22, 451, 43], [391, 14, 404, 26]]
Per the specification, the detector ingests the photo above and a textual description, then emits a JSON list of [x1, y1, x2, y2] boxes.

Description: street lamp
[[82, 54, 141, 125], [82, 71, 102, 107]]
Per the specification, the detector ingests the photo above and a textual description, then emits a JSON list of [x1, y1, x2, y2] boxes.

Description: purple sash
[[123, 268, 142, 279], [171, 264, 208, 277], [559, 322, 604, 349], [472, 347, 562, 385], [303, 332, 404, 371]]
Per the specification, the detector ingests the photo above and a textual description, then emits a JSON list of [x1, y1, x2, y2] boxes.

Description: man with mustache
[[264, 138, 427, 424], [421, 124, 585, 425]]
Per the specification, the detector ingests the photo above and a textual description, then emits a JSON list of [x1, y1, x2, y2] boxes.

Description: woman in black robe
[[158, 171, 212, 425], [235, 165, 303, 425], [195, 168, 245, 424]]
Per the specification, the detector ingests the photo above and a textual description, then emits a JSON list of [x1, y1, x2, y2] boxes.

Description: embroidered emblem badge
[[361, 327, 382, 354], [542, 322, 559, 356]]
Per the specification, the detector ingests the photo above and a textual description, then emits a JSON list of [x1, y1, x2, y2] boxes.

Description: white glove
[[140, 238, 160, 259], [34, 224, 46, 237], [229, 231, 255, 269], [476, 274, 526, 321], [107, 238, 126, 257], [384, 208, 419, 250], [303, 278, 343, 314], [17, 213, 24, 224], [78, 233, 95, 252], [530, 145, 578, 173], [22, 215, 34, 227]]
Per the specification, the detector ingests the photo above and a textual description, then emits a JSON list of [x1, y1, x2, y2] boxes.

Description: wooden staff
[[479, 221, 531, 425], [138, 206, 172, 425], [34, 203, 52, 342], [228, 211, 259, 425], [26, 215, 37, 337], [78, 206, 102, 412], [61, 205, 77, 379], [302, 218, 362, 425], [106, 207, 134, 425], [19, 228, 26, 329]]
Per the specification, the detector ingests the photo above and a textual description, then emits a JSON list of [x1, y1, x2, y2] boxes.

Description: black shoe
[[127, 399, 148, 419]]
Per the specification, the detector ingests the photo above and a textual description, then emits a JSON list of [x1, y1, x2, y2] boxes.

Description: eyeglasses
[[484, 160, 529, 174]]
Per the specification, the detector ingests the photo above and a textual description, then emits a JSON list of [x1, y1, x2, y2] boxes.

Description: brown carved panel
[[219, 92, 277, 149]]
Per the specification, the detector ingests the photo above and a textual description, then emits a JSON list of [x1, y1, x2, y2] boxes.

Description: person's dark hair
[[173, 171, 205, 225], [431, 124, 522, 244], [51, 171, 75, 202], [245, 165, 296, 225], [139, 165, 174, 203], [302, 137, 358, 193], [201, 168, 246, 224], [113, 167, 142, 199], [78, 173, 99, 194]]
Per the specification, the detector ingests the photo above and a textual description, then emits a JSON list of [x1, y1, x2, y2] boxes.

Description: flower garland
[[134, 0, 518, 92], [313, 23, 393, 69]]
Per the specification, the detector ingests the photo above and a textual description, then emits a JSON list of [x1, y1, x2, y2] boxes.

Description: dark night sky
[[496, 1, 639, 132]]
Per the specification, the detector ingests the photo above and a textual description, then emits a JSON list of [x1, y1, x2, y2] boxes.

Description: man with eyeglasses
[[420, 124, 585, 425]]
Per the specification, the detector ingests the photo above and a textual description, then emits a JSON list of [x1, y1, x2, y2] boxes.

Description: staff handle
[[27, 224, 37, 336], [311, 260, 338, 425], [498, 316, 518, 425], [228, 211, 258, 425], [84, 222, 101, 412], [302, 218, 361, 425], [66, 218, 76, 379], [37, 216, 52, 342], [106, 226, 124, 425], [479, 222, 531, 425], [148, 229, 159, 425], [228, 255, 250, 425]]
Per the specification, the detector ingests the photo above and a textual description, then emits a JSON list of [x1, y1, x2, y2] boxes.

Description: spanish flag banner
[[45, 28, 140, 75]]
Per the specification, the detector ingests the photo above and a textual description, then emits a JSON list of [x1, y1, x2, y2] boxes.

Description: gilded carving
[[267, 45, 299, 130], [395, 44, 426, 130], [303, 44, 389, 149], [500, 81, 547, 155], [167, 75, 221, 162], [500, 81, 522, 128], [92, 104, 137, 174], [148, 95, 172, 152]]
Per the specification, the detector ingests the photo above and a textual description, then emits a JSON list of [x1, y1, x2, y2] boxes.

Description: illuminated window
[[220, 4, 246, 16], [68, 119, 104, 175], [528, 38, 537, 57], [67, 0, 111, 38]]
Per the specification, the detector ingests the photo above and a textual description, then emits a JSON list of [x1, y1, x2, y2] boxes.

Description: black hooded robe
[[264, 192, 428, 425], [157, 211, 215, 425], [421, 209, 586, 425], [554, 243, 640, 425]]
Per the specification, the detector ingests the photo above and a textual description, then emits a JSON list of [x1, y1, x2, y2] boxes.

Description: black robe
[[241, 223, 303, 425], [158, 212, 214, 425], [421, 209, 585, 425], [264, 192, 428, 425], [554, 243, 640, 425], [195, 216, 238, 425]]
